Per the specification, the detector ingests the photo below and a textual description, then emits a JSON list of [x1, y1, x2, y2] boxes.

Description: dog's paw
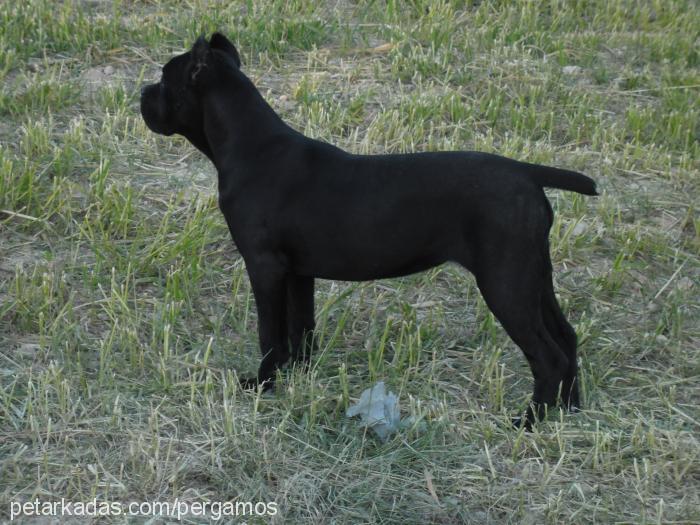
[[239, 376, 259, 390], [238, 376, 275, 392], [511, 416, 534, 432], [289, 358, 311, 374]]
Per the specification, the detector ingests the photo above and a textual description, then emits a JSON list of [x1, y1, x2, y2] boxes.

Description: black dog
[[140, 33, 597, 428]]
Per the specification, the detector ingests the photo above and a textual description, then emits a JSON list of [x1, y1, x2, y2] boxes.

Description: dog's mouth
[[140, 84, 174, 136]]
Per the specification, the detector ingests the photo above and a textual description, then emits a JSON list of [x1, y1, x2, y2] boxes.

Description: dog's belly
[[294, 248, 451, 281], [285, 212, 468, 281]]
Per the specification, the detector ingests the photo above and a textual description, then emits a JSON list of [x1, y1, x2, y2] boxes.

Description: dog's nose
[[140, 85, 147, 96]]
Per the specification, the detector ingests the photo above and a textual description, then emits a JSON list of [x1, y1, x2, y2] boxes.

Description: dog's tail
[[523, 163, 598, 196]]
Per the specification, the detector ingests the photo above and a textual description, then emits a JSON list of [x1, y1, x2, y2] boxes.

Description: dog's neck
[[200, 68, 292, 169]]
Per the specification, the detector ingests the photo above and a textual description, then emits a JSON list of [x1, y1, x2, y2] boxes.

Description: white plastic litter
[[346, 381, 401, 441]]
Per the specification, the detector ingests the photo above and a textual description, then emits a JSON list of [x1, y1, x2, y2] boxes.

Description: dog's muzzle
[[140, 84, 173, 136]]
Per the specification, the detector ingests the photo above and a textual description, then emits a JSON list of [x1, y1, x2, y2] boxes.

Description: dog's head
[[139, 33, 241, 140]]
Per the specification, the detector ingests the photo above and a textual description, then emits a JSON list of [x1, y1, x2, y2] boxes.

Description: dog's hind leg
[[472, 247, 569, 429], [286, 275, 316, 367], [540, 276, 580, 411]]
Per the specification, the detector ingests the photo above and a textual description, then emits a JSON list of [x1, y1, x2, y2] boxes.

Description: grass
[[1, 0, 698, 523]]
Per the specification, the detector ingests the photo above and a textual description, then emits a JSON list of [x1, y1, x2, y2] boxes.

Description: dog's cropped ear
[[191, 36, 211, 83], [210, 32, 241, 68]]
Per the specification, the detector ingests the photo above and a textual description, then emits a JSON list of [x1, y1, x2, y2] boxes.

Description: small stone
[[563, 65, 582, 75], [572, 222, 587, 236], [676, 276, 693, 290], [647, 302, 660, 313], [18, 343, 41, 356]]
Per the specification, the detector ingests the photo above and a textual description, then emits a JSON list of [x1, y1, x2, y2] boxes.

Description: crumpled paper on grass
[[346, 381, 401, 441]]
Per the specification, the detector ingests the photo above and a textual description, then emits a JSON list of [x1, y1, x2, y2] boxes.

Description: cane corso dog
[[140, 33, 597, 428]]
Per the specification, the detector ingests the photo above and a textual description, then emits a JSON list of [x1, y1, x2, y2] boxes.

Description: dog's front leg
[[243, 261, 290, 390], [286, 275, 316, 367]]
